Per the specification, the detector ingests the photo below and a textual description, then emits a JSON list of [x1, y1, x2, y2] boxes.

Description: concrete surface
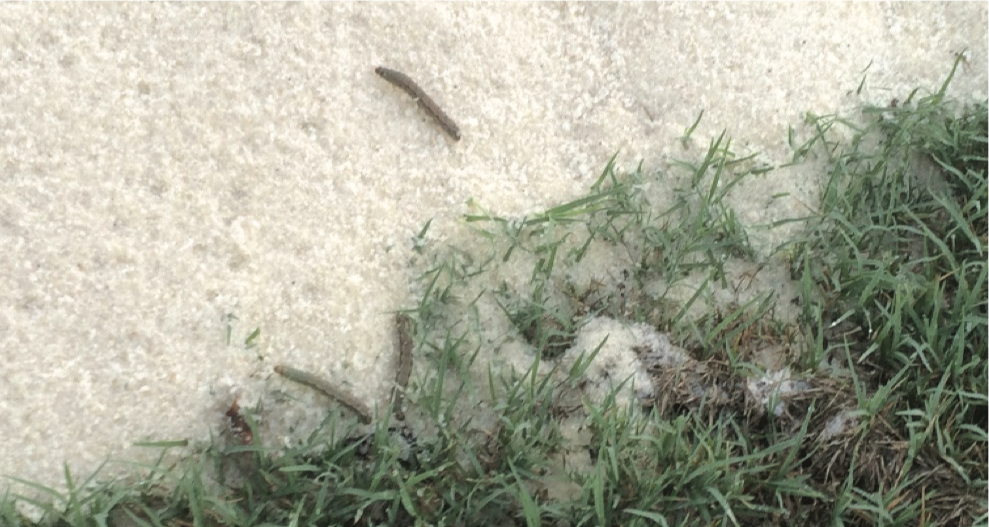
[[0, 2, 986, 504]]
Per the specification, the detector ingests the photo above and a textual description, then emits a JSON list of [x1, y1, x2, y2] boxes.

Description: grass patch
[[3, 57, 985, 527]]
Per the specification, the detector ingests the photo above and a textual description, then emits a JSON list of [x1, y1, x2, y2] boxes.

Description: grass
[[2, 56, 986, 527]]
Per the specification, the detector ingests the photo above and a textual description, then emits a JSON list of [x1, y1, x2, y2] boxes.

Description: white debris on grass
[[820, 410, 859, 441], [746, 367, 812, 417], [561, 317, 684, 409]]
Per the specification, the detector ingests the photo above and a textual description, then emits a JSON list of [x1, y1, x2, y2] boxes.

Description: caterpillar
[[391, 313, 414, 420], [274, 364, 373, 424], [375, 66, 461, 141]]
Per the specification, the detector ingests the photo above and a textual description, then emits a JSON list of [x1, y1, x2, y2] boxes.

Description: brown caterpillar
[[375, 66, 461, 141], [391, 313, 414, 420], [274, 364, 372, 424], [224, 396, 254, 445]]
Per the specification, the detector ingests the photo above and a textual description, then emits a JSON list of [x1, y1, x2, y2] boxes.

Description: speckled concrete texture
[[1, 2, 986, 501]]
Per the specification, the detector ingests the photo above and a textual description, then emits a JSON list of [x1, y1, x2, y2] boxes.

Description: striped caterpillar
[[375, 66, 461, 141], [274, 314, 416, 423], [274, 364, 373, 424], [391, 314, 414, 420]]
